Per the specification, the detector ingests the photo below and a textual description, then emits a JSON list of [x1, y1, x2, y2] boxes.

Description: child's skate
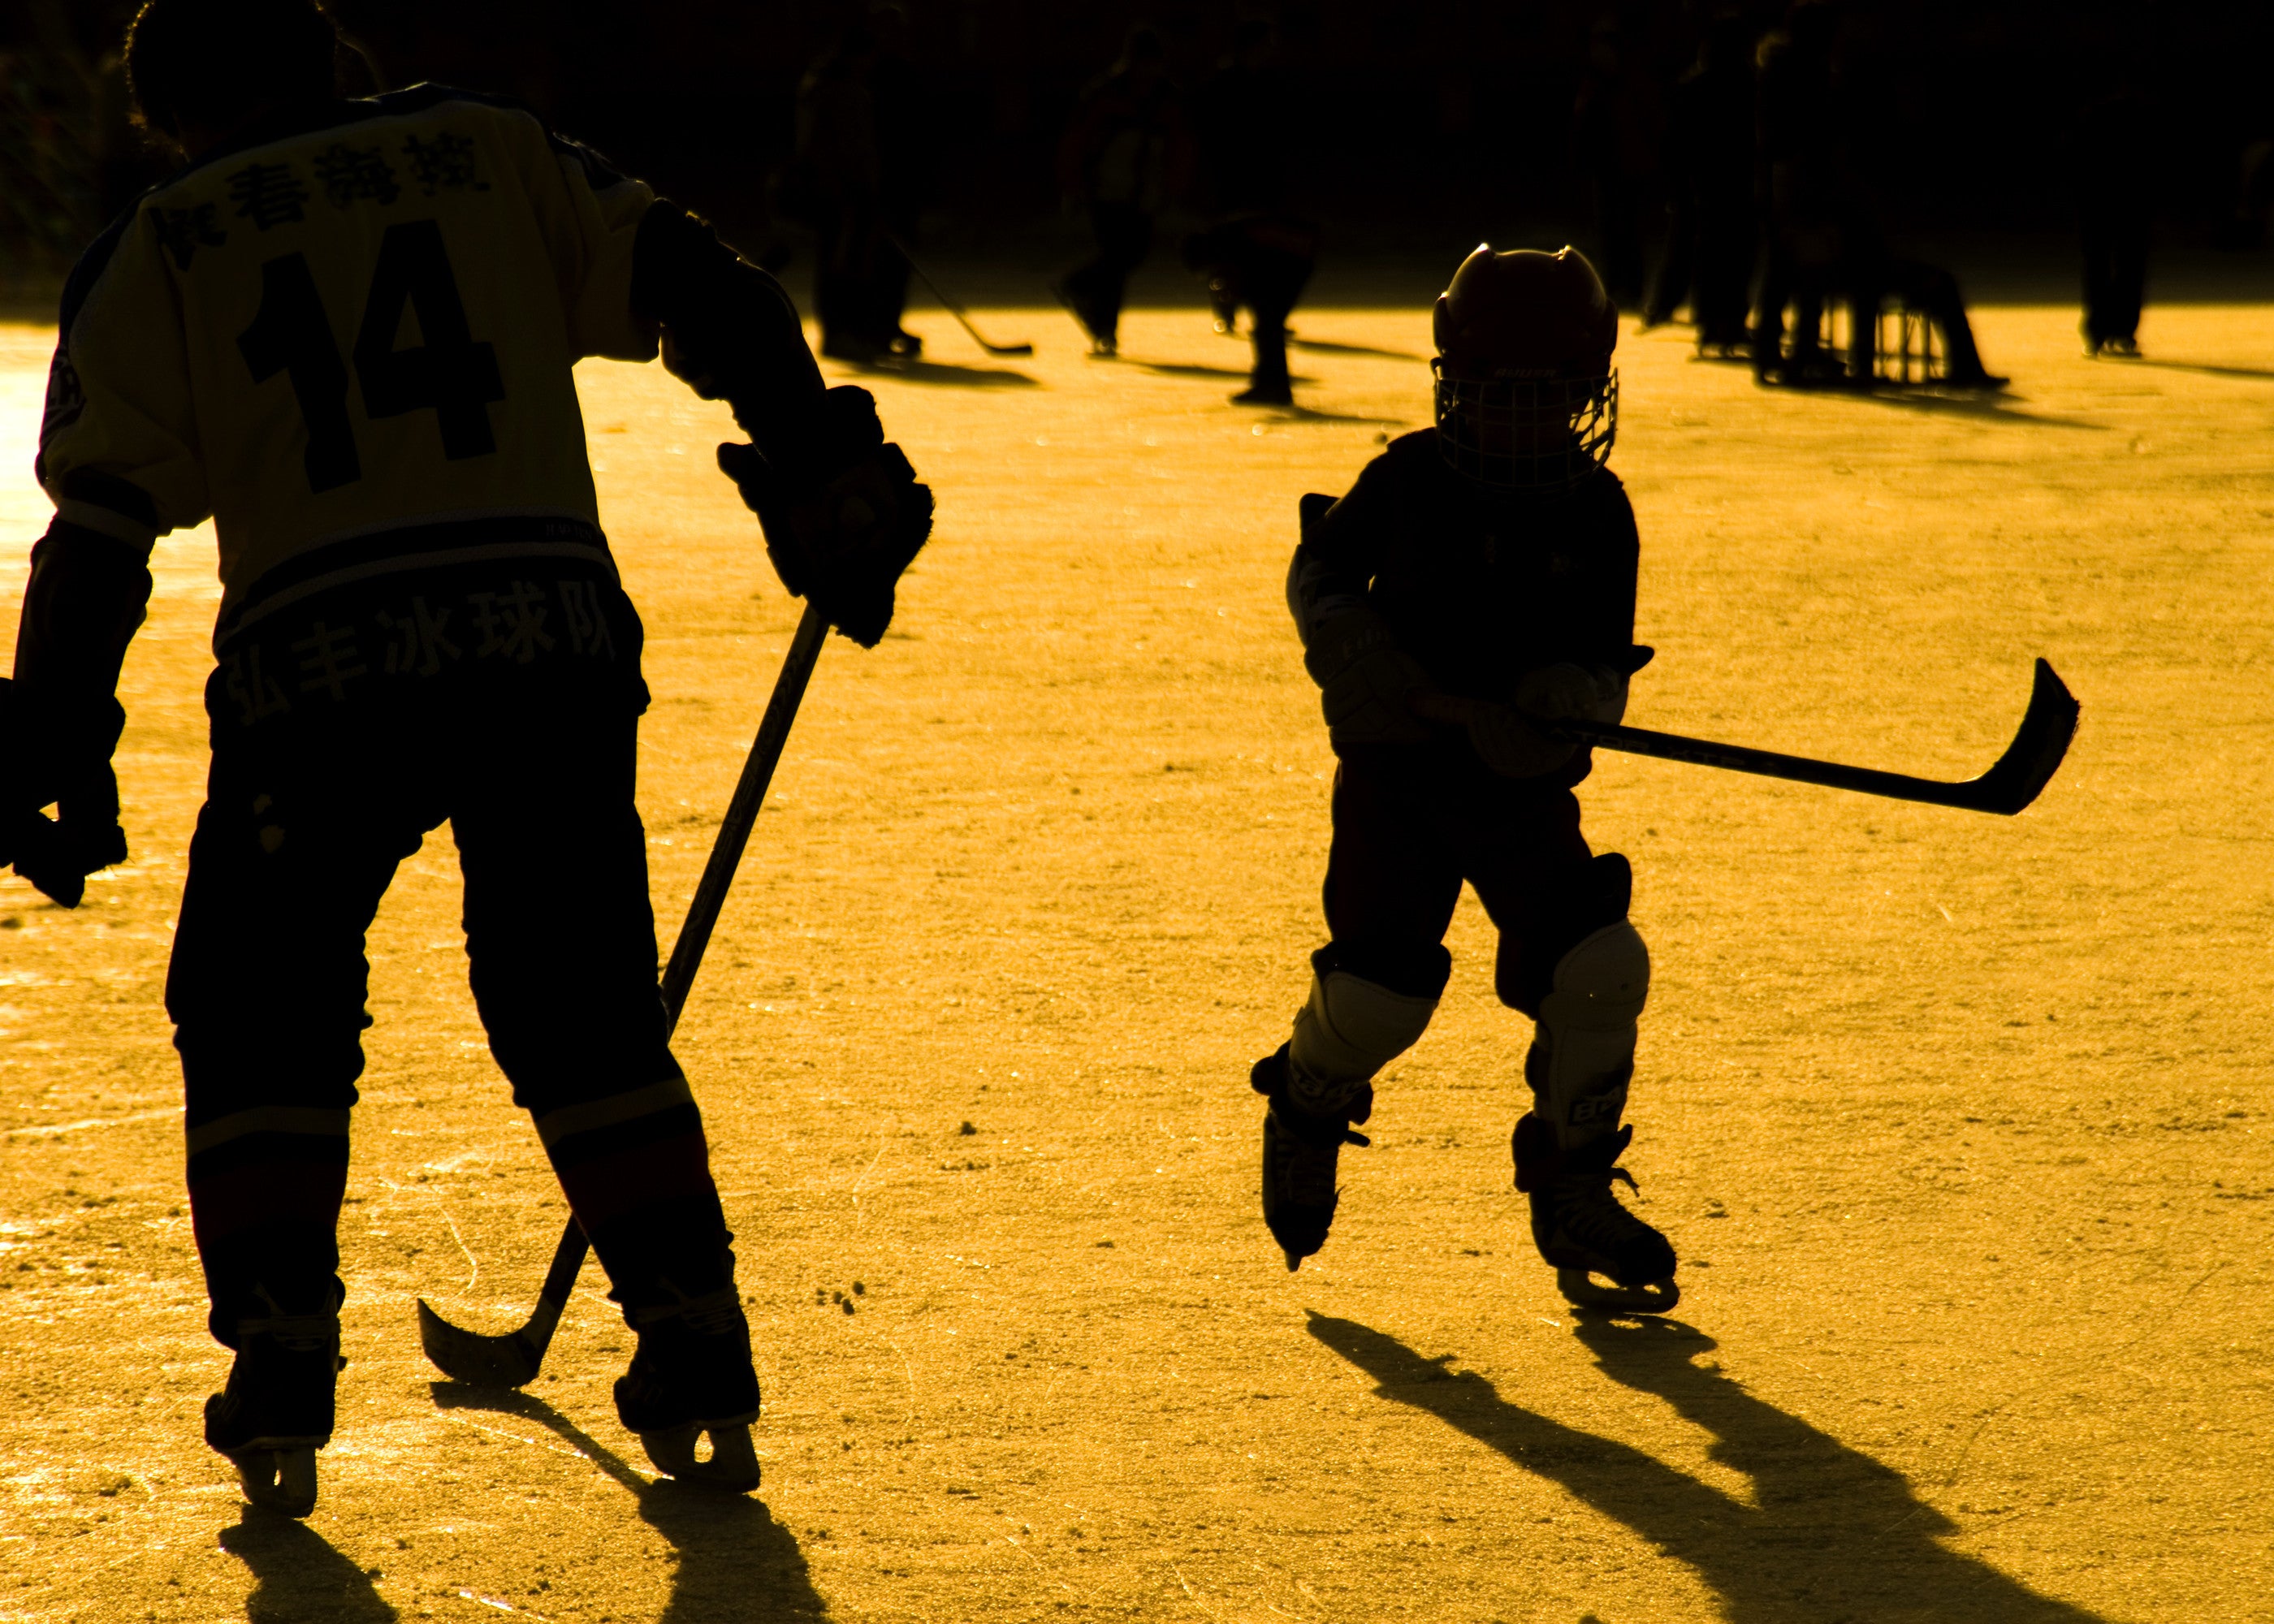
[[1515, 1114, 1679, 1312], [1253, 1044, 1373, 1272]]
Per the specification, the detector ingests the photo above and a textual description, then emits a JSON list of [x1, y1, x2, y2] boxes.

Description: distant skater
[[2078, 80, 2152, 357], [794, 19, 904, 361], [1751, 1, 1841, 383], [15, 0, 930, 1514], [867, 3, 935, 360], [1055, 26, 1190, 356], [1646, 11, 1755, 353], [1183, 17, 1315, 404], [1253, 246, 1679, 1315], [1572, 16, 1657, 312]]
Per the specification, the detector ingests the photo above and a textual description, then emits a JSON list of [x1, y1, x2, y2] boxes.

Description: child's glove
[[1303, 607, 1432, 745], [1515, 662, 1628, 725], [1462, 702, 1575, 779]]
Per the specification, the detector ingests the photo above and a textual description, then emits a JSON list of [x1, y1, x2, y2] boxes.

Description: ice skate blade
[[639, 1421, 761, 1492], [230, 1446, 318, 1517], [1556, 1268, 1680, 1315]]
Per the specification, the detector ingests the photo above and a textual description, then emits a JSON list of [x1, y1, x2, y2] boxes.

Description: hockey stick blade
[[1553, 659, 2077, 814], [416, 604, 832, 1385], [415, 1215, 588, 1385], [883, 233, 1034, 356]]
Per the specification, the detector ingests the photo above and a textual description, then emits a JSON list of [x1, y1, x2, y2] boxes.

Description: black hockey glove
[[1458, 702, 1574, 780], [1303, 607, 1433, 746], [716, 386, 935, 647], [0, 679, 128, 907], [1454, 662, 1632, 780], [1515, 662, 1628, 726]]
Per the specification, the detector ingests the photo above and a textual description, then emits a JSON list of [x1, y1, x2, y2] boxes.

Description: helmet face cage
[[1433, 361, 1619, 493]]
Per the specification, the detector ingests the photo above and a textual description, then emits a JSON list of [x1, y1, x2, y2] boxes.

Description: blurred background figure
[[1751, 1, 1999, 391], [1182, 15, 1316, 405], [866, 3, 935, 361], [1055, 24, 1191, 357], [2211, 132, 2274, 250], [1751, 0, 1843, 383], [2077, 71, 2153, 357], [1644, 10, 1756, 355], [1836, 221, 2003, 388], [790, 18, 903, 362], [1571, 12, 1658, 312]]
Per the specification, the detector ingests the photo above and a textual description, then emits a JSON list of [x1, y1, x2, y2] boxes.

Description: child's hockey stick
[[882, 233, 1035, 356], [417, 603, 830, 1387], [1412, 661, 2077, 815], [1294, 490, 2077, 816]]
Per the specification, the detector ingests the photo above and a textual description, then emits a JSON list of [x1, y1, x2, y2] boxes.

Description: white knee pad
[[1288, 968, 1437, 1112], [1529, 920, 1649, 1146]]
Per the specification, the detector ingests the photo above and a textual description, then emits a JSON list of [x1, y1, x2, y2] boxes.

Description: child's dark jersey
[[1292, 428, 1647, 703]]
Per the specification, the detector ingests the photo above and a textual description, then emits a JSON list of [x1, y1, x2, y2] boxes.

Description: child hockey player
[[6, 0, 930, 1513], [1253, 245, 1678, 1313]]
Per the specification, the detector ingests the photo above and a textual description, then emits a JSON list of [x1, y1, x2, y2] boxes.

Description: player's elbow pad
[[630, 203, 823, 453]]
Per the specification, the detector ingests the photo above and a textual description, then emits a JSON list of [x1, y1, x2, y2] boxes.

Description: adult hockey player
[[7, 0, 931, 1514], [1182, 18, 1316, 406], [1053, 27, 1191, 357], [1645, 11, 1757, 354], [1252, 245, 1678, 1314]]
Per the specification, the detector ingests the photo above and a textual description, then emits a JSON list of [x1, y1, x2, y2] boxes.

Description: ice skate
[[1515, 1114, 1679, 1313], [203, 1285, 342, 1518], [615, 1283, 763, 1492], [1051, 276, 1117, 357], [1253, 1044, 1373, 1272]]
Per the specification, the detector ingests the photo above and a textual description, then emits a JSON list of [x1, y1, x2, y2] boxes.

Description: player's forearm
[[13, 520, 152, 704], [629, 203, 826, 464]]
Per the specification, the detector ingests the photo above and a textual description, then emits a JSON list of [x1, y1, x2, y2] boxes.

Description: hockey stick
[[1412, 659, 2077, 815], [417, 602, 832, 1386], [881, 232, 1035, 357]]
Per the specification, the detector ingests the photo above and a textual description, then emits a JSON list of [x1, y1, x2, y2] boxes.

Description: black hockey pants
[[1321, 744, 1629, 1015], [170, 555, 732, 1346]]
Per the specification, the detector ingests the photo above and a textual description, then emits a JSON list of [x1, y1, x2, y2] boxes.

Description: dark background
[[4, 0, 2272, 292]]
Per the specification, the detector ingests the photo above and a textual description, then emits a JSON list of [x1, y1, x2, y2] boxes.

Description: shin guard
[[1521, 920, 1649, 1168], [1286, 948, 1446, 1114]]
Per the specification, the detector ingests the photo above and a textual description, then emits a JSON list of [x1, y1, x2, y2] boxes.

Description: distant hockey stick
[[882, 232, 1035, 356], [417, 603, 831, 1387], [1412, 660, 2075, 814]]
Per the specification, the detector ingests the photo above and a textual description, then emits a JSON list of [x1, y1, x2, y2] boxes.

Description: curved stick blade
[[1957, 658, 2080, 815], [417, 1222, 586, 1386], [417, 1298, 549, 1388]]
